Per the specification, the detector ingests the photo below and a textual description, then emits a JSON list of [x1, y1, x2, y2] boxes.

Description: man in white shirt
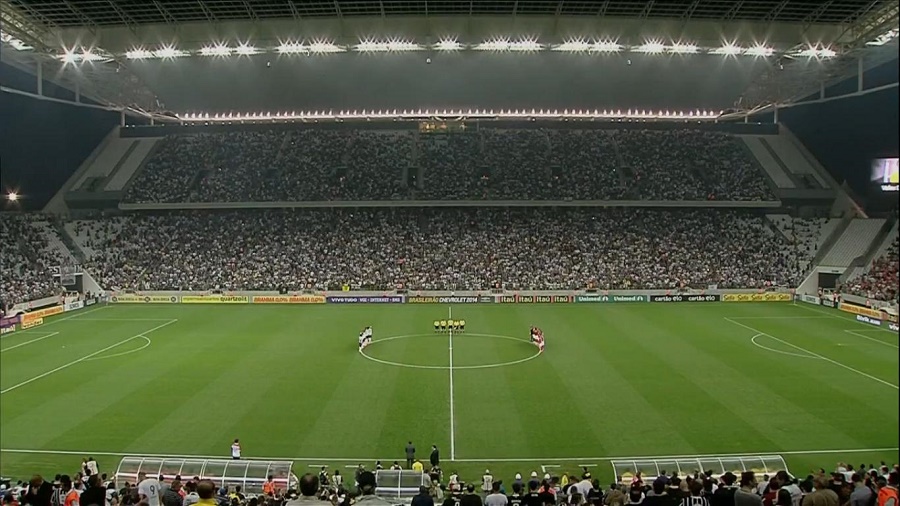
[[231, 439, 241, 460], [137, 472, 161, 506]]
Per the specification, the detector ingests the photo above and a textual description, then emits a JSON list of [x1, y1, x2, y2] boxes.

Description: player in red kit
[[530, 326, 545, 352]]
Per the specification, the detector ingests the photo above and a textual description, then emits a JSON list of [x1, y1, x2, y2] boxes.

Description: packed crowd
[[0, 214, 63, 309], [75, 208, 798, 292], [2, 459, 898, 506], [122, 128, 774, 203], [843, 234, 899, 303]]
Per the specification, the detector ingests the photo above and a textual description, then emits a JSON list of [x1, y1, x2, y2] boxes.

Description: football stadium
[[0, 1, 899, 506]]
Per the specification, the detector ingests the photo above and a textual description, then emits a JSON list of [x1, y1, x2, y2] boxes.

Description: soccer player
[[530, 327, 545, 352], [231, 439, 241, 460], [440, 320, 448, 332], [459, 320, 466, 333], [364, 326, 373, 344], [359, 331, 367, 350], [434, 320, 440, 333]]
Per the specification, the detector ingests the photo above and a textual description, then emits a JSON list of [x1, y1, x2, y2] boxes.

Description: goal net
[[374, 469, 432, 499], [611, 454, 790, 484]]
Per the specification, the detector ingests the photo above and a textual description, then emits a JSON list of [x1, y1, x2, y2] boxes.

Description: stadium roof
[[6, 0, 891, 27], [0, 0, 897, 120]]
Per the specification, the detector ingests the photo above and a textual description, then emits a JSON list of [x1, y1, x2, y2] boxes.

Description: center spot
[[360, 333, 541, 370]]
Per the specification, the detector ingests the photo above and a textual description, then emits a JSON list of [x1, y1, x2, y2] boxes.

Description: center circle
[[360, 333, 541, 370]]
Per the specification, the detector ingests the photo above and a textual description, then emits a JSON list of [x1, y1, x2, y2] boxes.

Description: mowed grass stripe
[[726, 316, 899, 389], [541, 305, 698, 458], [0, 319, 175, 394]]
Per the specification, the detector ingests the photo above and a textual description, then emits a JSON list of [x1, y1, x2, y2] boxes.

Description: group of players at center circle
[[359, 323, 546, 353]]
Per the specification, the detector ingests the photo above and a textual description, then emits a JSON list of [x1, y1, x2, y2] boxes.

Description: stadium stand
[[0, 214, 64, 308], [819, 219, 887, 268], [122, 129, 775, 203], [767, 215, 841, 278], [75, 208, 798, 292], [843, 232, 899, 303]]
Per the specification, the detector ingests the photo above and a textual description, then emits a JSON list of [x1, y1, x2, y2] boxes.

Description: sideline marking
[[358, 334, 541, 370], [449, 306, 456, 462], [750, 333, 818, 359], [84, 336, 151, 361], [1, 447, 897, 462], [725, 316, 831, 320], [0, 306, 108, 340], [725, 317, 898, 390], [0, 332, 61, 352], [844, 330, 899, 349], [792, 303, 898, 334], [0, 319, 177, 395]]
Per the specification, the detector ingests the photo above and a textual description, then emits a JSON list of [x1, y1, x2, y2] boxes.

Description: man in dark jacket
[[80, 475, 107, 506], [431, 446, 440, 468], [24, 475, 54, 506], [413, 486, 437, 506]]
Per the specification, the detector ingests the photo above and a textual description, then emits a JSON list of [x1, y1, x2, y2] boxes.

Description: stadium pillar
[[120, 110, 125, 126], [773, 106, 779, 124], [75, 83, 80, 103], [36, 61, 42, 96], [857, 56, 864, 92], [820, 82, 825, 99]]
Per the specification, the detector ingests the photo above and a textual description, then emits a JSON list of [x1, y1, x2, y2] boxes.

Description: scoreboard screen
[[871, 158, 899, 192]]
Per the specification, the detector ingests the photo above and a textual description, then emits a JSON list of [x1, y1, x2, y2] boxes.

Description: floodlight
[[235, 43, 259, 56], [126, 48, 154, 59], [309, 41, 343, 53], [277, 42, 304, 54], [474, 38, 541, 52], [712, 44, 742, 55], [435, 38, 463, 51], [670, 43, 698, 54], [7, 192, 19, 202], [867, 28, 899, 46], [554, 40, 592, 52], [200, 44, 232, 56], [61, 49, 78, 63], [636, 41, 665, 54], [0, 31, 32, 50], [155, 46, 187, 58], [80, 50, 104, 62], [745, 45, 773, 56], [355, 39, 422, 52]]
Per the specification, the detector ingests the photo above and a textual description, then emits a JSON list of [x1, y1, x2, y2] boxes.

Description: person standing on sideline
[[413, 486, 436, 506], [431, 446, 440, 468], [406, 442, 416, 469], [485, 483, 508, 506], [231, 440, 241, 460]]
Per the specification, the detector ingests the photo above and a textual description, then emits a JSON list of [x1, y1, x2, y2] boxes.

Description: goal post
[[611, 454, 790, 484], [374, 469, 432, 499]]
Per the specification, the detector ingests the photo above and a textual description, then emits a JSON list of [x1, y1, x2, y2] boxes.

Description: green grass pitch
[[1, 301, 897, 483]]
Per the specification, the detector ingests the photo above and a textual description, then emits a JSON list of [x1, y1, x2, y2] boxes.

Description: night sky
[[1, 58, 897, 211]]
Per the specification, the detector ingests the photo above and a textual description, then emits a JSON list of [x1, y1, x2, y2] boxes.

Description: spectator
[[284, 474, 319, 506], [24, 476, 53, 506], [461, 485, 483, 506], [194, 481, 218, 506], [486, 483, 508, 506], [802, 475, 839, 506], [414, 486, 437, 506], [355, 471, 394, 506], [81, 475, 106, 506], [682, 480, 708, 506], [160, 481, 182, 506], [736, 473, 763, 506]]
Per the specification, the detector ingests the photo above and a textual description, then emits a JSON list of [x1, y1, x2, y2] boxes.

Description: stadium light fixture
[[867, 27, 899, 46], [636, 41, 666, 54], [200, 44, 232, 56], [61, 49, 79, 64], [669, 43, 699, 54], [354, 39, 423, 52], [277, 42, 305, 54], [435, 38, 463, 51], [0, 31, 32, 51], [474, 38, 542, 52], [553, 39, 622, 53], [309, 40, 344, 54], [6, 192, 19, 202], [126, 48, 155, 59], [235, 43, 260, 56], [712, 43, 743, 56], [178, 108, 721, 123], [155, 46, 188, 59], [745, 44, 774, 57], [796, 45, 836, 58]]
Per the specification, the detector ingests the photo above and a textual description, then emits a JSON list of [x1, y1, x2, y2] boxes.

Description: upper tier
[[120, 128, 776, 204]]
